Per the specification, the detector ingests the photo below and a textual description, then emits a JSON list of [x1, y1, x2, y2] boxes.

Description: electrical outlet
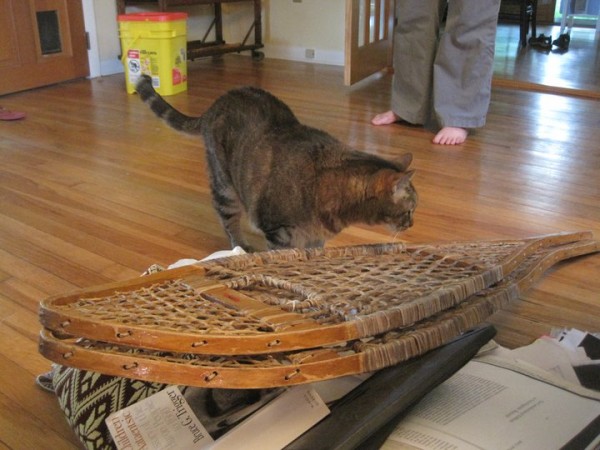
[[305, 49, 315, 59]]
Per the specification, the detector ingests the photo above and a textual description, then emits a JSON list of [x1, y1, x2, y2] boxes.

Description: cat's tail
[[135, 75, 202, 134]]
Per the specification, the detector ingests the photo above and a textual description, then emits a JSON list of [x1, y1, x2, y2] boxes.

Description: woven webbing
[[39, 232, 595, 355], [38, 237, 599, 388]]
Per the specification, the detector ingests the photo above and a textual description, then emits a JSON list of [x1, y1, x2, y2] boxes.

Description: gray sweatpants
[[391, 0, 501, 129]]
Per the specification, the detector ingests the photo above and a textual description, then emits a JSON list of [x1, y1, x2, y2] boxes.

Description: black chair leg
[[519, 0, 529, 47], [530, 0, 538, 40]]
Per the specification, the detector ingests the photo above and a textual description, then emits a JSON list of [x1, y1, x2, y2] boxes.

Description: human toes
[[433, 127, 467, 145], [371, 110, 400, 126]]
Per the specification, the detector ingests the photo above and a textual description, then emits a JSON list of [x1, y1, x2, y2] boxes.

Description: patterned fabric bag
[[48, 365, 166, 449]]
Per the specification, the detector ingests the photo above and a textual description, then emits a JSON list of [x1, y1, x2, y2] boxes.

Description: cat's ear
[[394, 153, 413, 171], [396, 170, 415, 185], [392, 170, 415, 199], [371, 169, 414, 197]]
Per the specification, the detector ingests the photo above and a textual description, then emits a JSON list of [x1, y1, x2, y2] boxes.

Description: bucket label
[[126, 49, 142, 86], [173, 68, 182, 85], [123, 39, 186, 94], [140, 49, 159, 74], [172, 48, 187, 86]]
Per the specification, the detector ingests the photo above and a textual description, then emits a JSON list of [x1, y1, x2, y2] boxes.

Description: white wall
[[88, 0, 345, 77], [263, 0, 345, 65]]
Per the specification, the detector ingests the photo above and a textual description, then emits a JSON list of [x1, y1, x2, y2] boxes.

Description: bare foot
[[371, 110, 400, 126], [432, 127, 468, 145]]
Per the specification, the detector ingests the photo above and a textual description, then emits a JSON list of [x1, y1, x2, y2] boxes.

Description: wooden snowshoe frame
[[38, 236, 599, 388], [39, 231, 597, 356]]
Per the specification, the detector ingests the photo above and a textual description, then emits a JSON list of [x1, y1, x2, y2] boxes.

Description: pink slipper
[[0, 107, 26, 121]]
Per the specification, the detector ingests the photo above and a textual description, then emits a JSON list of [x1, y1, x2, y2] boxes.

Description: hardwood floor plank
[[0, 278, 49, 315], [0, 322, 80, 449], [0, 248, 77, 298], [0, 361, 79, 449]]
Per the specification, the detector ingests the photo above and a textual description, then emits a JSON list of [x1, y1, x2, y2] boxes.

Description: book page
[[106, 386, 215, 450], [382, 361, 600, 450]]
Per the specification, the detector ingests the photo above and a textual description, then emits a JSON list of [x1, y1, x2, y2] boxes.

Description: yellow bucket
[[118, 12, 188, 96]]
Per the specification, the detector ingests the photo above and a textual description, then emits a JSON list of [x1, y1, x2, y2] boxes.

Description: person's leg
[[431, 0, 501, 144], [372, 0, 446, 126]]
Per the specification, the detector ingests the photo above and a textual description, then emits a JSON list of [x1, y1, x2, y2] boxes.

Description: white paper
[[383, 361, 600, 450], [106, 386, 215, 450], [555, 328, 588, 350], [498, 336, 581, 384], [167, 247, 246, 269], [310, 373, 370, 404], [210, 386, 330, 450]]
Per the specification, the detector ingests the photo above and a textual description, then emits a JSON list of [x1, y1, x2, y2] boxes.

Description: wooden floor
[[0, 54, 599, 449], [494, 24, 600, 96]]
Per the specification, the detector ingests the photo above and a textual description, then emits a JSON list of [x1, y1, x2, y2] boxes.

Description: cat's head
[[369, 154, 418, 232], [378, 170, 417, 232]]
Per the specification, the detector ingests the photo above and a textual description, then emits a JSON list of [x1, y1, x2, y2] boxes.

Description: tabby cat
[[136, 75, 417, 251]]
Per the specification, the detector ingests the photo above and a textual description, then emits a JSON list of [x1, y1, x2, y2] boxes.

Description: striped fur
[[136, 76, 417, 251]]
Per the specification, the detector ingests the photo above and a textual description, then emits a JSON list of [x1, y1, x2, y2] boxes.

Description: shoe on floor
[[0, 107, 26, 121], [552, 33, 570, 51], [528, 34, 552, 50]]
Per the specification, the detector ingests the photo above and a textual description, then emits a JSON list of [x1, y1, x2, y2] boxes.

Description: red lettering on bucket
[[172, 68, 182, 85], [127, 49, 140, 59]]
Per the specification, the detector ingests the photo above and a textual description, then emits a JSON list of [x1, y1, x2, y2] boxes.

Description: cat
[[136, 75, 417, 251]]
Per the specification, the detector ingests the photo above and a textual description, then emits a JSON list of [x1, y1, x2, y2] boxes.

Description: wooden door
[[0, 0, 89, 96], [344, 0, 394, 86]]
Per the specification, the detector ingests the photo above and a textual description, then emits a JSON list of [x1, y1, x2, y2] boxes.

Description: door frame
[[82, 0, 100, 78], [344, 0, 394, 86]]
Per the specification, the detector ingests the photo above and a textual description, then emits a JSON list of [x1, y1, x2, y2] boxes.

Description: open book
[[383, 360, 600, 450], [383, 330, 600, 450]]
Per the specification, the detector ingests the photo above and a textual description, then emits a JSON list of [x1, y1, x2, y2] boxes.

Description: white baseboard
[[93, 46, 342, 79], [262, 44, 344, 66]]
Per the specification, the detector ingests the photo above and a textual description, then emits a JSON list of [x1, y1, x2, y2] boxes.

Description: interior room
[[1, 1, 598, 448]]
